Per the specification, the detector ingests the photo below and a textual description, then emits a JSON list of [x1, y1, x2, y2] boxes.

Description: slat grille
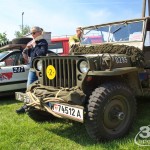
[[42, 57, 77, 88]]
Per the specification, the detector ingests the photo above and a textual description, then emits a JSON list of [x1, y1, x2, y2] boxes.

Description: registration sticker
[[52, 103, 84, 122], [13, 66, 25, 73], [46, 65, 56, 80]]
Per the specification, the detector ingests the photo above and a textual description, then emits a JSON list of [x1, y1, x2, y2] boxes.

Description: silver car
[[0, 36, 57, 94], [0, 43, 30, 93]]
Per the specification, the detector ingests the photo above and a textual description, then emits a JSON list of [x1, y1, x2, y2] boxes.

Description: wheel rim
[[103, 95, 130, 132]]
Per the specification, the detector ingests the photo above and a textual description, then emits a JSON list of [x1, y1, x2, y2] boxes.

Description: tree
[[0, 32, 8, 44], [14, 25, 30, 38]]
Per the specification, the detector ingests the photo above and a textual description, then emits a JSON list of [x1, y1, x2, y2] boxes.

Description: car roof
[[0, 44, 26, 51], [5, 50, 21, 53]]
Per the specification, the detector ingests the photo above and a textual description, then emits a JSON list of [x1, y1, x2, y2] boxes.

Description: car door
[[0, 51, 29, 92]]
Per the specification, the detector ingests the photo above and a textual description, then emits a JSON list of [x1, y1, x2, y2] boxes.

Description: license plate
[[52, 103, 84, 122], [15, 92, 30, 103]]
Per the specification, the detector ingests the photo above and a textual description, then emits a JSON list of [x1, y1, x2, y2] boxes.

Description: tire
[[27, 108, 55, 122], [85, 82, 136, 141], [12, 37, 32, 44]]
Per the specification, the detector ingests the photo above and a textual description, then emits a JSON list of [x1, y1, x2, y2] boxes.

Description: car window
[[0, 51, 9, 60], [4, 52, 26, 66], [4, 54, 16, 66], [18, 53, 27, 65], [48, 42, 63, 53], [144, 31, 150, 46]]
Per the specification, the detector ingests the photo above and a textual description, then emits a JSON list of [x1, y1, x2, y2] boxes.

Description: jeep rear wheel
[[85, 82, 136, 141]]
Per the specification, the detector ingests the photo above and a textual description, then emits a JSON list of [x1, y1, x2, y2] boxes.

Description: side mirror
[[0, 61, 6, 67]]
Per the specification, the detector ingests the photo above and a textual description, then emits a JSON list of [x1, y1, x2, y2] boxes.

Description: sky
[[0, 0, 148, 40]]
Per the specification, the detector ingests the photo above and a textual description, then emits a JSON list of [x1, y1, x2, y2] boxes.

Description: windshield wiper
[[84, 26, 98, 35], [112, 22, 127, 34]]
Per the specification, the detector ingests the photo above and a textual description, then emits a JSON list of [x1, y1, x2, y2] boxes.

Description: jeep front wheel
[[85, 82, 136, 141]]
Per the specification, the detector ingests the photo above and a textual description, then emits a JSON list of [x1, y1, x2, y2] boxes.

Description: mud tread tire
[[85, 82, 136, 141]]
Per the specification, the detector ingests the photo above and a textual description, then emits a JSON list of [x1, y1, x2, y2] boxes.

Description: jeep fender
[[86, 67, 143, 96]]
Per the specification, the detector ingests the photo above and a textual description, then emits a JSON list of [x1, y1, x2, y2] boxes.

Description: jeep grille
[[42, 57, 77, 88]]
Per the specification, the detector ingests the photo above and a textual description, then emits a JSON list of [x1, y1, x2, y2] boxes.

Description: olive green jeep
[[16, 17, 150, 141]]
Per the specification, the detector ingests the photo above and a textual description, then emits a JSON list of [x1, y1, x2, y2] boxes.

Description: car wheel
[[85, 82, 136, 141]]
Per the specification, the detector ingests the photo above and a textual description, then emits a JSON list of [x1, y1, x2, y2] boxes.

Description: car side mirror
[[0, 61, 6, 67]]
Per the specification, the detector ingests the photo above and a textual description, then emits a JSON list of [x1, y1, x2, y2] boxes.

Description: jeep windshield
[[81, 20, 143, 45]]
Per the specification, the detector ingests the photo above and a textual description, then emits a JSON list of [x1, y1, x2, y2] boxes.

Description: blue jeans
[[27, 70, 38, 88]]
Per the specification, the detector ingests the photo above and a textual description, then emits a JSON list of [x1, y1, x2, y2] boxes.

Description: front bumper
[[15, 91, 84, 123], [15, 92, 30, 103]]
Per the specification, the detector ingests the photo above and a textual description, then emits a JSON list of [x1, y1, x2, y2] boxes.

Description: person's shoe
[[16, 106, 26, 114]]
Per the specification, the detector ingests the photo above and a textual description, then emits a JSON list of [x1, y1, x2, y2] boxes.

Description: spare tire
[[12, 37, 33, 44]]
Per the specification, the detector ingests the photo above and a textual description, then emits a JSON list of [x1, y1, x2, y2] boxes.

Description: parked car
[[49, 36, 69, 55], [0, 38, 32, 94], [0, 36, 62, 94]]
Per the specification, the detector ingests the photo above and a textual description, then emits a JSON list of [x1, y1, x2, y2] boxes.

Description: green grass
[[0, 95, 149, 150]]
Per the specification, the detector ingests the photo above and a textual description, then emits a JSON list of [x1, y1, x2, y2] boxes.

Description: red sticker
[[0, 72, 13, 81]]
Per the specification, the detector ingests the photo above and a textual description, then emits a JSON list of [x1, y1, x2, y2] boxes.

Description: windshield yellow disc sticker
[[46, 65, 56, 80]]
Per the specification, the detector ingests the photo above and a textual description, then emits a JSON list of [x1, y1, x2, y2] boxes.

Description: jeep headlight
[[36, 60, 42, 71], [79, 61, 89, 73]]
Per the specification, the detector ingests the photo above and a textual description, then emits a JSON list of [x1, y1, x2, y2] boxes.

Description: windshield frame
[[81, 19, 145, 45]]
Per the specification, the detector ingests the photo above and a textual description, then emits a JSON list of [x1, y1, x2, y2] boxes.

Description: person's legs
[[16, 105, 28, 114], [16, 70, 38, 114], [27, 70, 38, 88]]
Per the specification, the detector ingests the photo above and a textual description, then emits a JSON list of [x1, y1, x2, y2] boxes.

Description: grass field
[[0, 95, 149, 150]]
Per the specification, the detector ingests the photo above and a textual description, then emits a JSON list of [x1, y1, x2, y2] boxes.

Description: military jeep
[[16, 17, 150, 141]]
